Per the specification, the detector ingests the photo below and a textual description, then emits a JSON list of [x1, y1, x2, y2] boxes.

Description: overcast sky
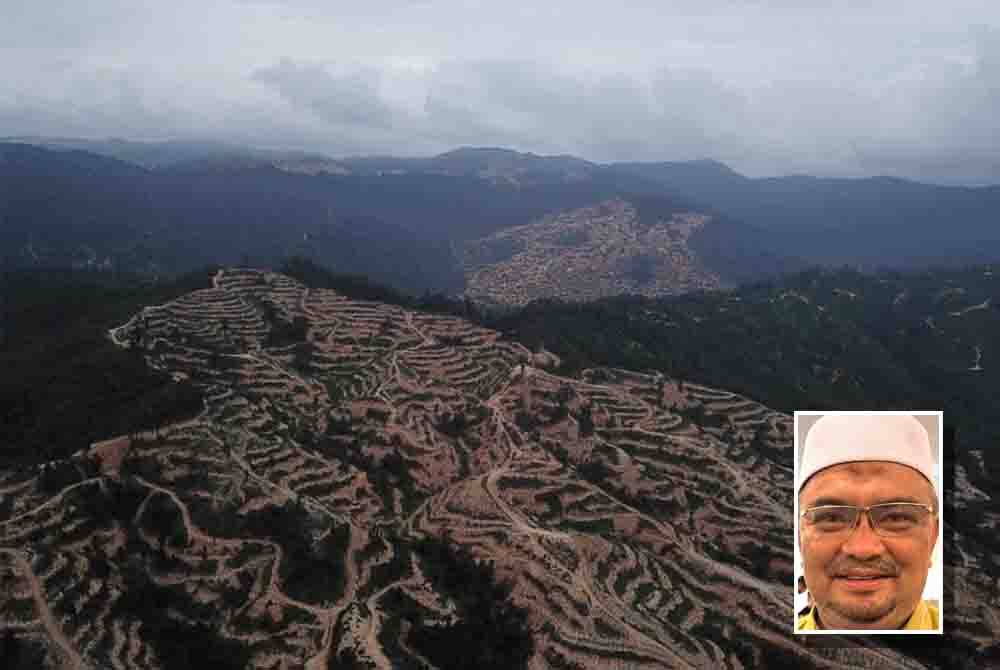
[[3, 1, 1000, 184]]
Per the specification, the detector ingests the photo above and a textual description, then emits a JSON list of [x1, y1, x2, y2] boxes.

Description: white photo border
[[792, 410, 944, 635]]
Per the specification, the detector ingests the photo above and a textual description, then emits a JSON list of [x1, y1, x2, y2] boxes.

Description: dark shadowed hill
[[0, 136, 349, 173], [0, 144, 463, 293], [0, 142, 149, 178], [342, 146, 599, 184]]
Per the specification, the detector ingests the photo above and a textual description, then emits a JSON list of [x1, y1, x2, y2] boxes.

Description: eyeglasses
[[800, 503, 935, 538]]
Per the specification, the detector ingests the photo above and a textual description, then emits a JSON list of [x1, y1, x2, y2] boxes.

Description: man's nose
[[840, 511, 887, 558]]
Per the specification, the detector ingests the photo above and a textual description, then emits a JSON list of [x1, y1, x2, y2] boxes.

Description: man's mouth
[[835, 573, 895, 591]]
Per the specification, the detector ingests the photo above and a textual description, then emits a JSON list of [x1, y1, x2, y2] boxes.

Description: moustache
[[828, 559, 898, 578]]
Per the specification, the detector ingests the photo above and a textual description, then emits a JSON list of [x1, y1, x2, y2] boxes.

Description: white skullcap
[[798, 414, 935, 493]]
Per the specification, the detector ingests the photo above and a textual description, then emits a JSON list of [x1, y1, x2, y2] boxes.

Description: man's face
[[798, 461, 938, 630]]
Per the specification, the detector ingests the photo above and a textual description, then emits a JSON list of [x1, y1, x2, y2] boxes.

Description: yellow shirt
[[797, 600, 940, 631]]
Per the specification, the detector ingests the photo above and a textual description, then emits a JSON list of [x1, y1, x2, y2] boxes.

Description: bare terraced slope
[[1, 269, 986, 669], [462, 198, 723, 307]]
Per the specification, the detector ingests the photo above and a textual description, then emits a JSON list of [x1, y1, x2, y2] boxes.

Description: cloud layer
[[3, 1, 1000, 183]]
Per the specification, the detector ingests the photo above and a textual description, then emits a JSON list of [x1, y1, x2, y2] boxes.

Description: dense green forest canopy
[[492, 266, 996, 413], [0, 268, 213, 468]]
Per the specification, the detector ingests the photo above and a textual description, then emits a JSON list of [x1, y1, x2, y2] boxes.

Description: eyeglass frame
[[799, 502, 937, 538]]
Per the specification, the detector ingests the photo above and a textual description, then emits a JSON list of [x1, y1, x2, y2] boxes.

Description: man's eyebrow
[[804, 497, 852, 508], [873, 496, 929, 506], [803, 496, 929, 507]]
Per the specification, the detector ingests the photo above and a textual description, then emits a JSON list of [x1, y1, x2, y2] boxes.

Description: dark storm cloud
[[853, 26, 1000, 184], [250, 58, 750, 161], [3, 1, 1000, 183]]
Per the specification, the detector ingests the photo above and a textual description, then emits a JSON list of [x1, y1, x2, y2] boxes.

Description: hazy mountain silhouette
[[0, 136, 346, 172], [1, 142, 797, 295], [611, 161, 1000, 268], [8, 139, 1000, 299]]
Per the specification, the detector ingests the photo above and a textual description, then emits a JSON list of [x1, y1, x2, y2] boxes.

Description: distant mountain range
[[613, 160, 1000, 268], [4, 139, 1000, 299], [0, 136, 348, 173]]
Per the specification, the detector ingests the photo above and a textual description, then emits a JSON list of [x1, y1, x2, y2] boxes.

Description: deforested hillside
[[462, 198, 724, 306], [1, 269, 993, 669]]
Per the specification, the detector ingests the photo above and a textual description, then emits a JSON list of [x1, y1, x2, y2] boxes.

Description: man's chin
[[823, 598, 899, 630]]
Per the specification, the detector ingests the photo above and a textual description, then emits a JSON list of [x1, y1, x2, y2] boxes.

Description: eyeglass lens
[[805, 504, 930, 535]]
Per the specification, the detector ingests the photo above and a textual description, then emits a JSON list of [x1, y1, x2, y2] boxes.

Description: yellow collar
[[796, 600, 939, 631]]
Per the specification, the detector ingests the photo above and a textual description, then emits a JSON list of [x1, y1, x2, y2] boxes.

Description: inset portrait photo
[[793, 411, 943, 634]]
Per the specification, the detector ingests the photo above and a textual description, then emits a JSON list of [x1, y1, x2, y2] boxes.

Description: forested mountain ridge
[[0, 137, 350, 173], [0, 142, 796, 296], [611, 160, 1000, 268], [492, 265, 1000, 412], [0, 144, 644, 294], [11, 140, 1000, 303]]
